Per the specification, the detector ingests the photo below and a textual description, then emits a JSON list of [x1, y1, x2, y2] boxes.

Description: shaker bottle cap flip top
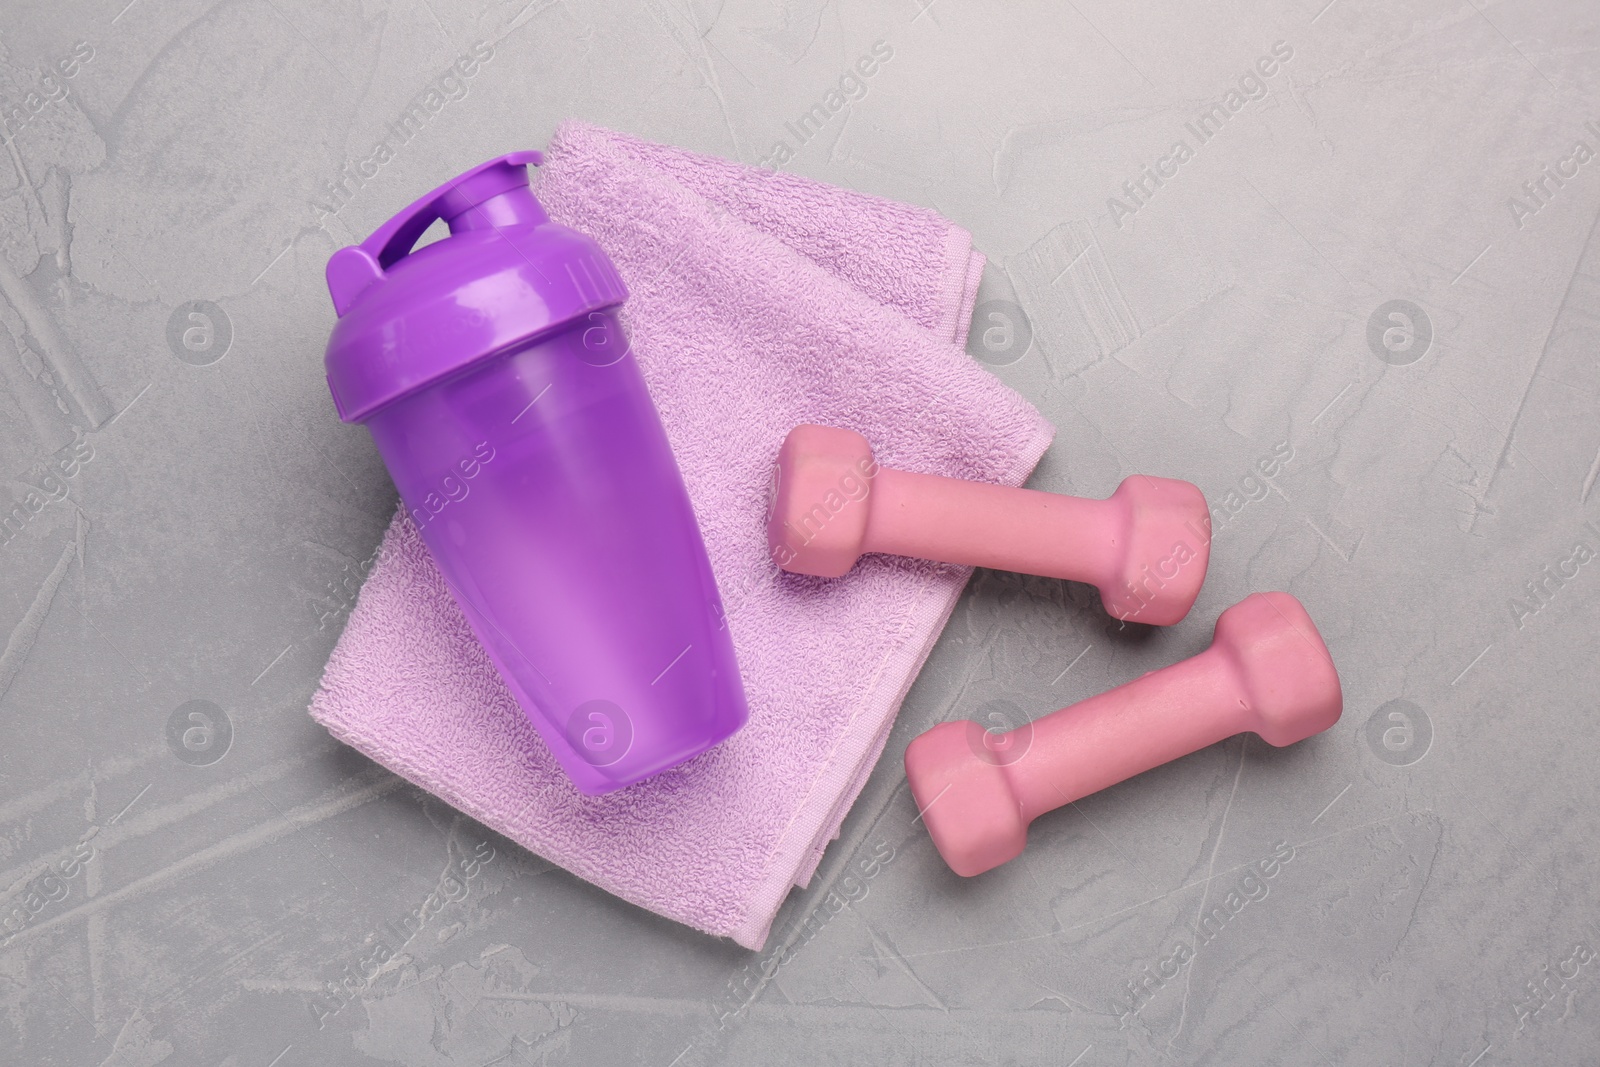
[[324, 151, 627, 422]]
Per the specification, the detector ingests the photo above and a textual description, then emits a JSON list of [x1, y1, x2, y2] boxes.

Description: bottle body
[[366, 311, 747, 793]]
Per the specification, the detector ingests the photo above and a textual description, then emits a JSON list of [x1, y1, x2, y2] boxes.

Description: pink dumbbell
[[904, 592, 1341, 876], [767, 425, 1211, 625]]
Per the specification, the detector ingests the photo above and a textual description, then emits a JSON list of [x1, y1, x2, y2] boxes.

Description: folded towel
[[310, 120, 1053, 949]]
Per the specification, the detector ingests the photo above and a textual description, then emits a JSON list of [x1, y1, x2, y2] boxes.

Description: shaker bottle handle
[[326, 150, 545, 317]]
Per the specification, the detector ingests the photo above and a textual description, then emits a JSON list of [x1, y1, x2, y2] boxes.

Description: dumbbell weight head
[[1095, 476, 1212, 626], [765, 424, 877, 578], [1209, 591, 1342, 746], [903, 720, 1032, 876]]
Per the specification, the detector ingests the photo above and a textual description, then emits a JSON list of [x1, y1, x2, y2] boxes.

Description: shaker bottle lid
[[323, 151, 628, 423]]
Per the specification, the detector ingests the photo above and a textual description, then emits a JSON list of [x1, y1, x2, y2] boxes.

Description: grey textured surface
[[1, 0, 1597, 1064]]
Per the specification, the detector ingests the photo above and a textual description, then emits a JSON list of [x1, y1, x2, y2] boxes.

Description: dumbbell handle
[[999, 649, 1242, 821], [865, 468, 1120, 582]]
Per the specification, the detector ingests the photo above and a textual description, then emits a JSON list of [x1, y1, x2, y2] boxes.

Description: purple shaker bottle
[[322, 151, 748, 794]]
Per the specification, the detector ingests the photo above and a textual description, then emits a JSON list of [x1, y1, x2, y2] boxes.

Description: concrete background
[[1, 0, 1597, 1063]]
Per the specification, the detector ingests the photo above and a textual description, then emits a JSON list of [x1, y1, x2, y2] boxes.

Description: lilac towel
[[311, 121, 1053, 950]]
